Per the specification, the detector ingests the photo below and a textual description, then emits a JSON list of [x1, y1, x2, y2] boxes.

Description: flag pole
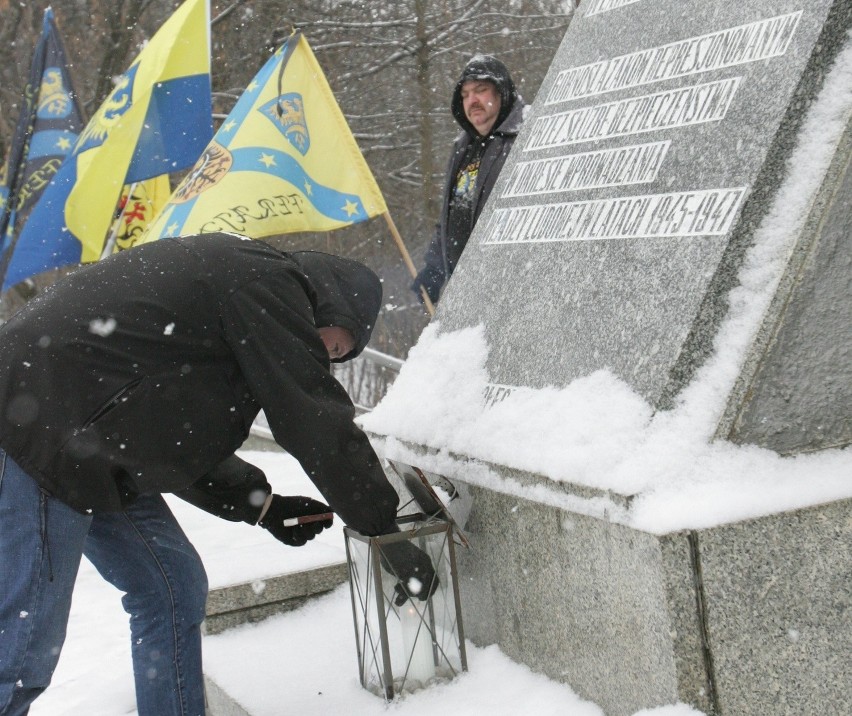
[[382, 211, 435, 317]]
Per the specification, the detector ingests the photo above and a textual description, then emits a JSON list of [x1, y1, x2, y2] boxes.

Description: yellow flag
[[143, 31, 387, 241], [15, 0, 212, 267], [107, 175, 172, 253], [67, 0, 210, 261]]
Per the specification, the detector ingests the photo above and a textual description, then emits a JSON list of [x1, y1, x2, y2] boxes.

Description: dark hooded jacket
[[0, 233, 398, 535], [413, 55, 526, 303]]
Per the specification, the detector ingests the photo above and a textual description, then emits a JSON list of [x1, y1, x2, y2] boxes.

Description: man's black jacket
[[0, 233, 398, 535], [414, 55, 526, 302]]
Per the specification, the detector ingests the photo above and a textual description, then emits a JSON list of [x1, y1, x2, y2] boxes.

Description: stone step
[[203, 561, 349, 715], [204, 561, 348, 635], [205, 675, 252, 716]]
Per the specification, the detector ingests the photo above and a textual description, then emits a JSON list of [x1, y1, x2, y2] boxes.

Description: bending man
[[0, 233, 434, 716]]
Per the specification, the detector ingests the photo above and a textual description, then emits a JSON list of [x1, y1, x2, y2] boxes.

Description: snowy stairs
[[205, 676, 253, 716], [205, 426, 350, 634], [206, 426, 347, 636], [203, 561, 348, 714], [204, 426, 348, 714], [204, 561, 348, 635]]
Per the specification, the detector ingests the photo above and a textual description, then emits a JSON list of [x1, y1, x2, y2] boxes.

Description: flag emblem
[[173, 142, 232, 203], [76, 66, 136, 150], [112, 177, 170, 251], [38, 69, 74, 118], [260, 94, 309, 155]]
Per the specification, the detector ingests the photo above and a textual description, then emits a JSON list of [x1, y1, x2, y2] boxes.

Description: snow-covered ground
[[29, 449, 703, 716]]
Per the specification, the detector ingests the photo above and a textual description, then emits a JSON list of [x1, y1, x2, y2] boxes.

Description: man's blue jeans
[[0, 448, 209, 716]]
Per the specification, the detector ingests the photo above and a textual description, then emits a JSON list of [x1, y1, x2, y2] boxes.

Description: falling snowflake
[[89, 317, 117, 337]]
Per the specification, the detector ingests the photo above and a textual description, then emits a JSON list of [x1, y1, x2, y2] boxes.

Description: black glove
[[380, 540, 440, 605], [411, 264, 444, 305], [259, 495, 334, 547]]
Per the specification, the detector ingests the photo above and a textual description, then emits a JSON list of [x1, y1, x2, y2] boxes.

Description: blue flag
[[2, 0, 212, 292], [0, 8, 84, 288], [141, 31, 386, 242]]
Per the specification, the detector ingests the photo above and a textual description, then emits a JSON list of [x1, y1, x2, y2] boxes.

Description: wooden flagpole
[[382, 211, 435, 316]]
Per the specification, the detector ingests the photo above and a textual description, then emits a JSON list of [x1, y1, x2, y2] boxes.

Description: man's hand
[[411, 265, 443, 305], [259, 495, 334, 546], [380, 540, 440, 605]]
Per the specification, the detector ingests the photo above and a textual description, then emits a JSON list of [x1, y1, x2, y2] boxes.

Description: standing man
[[412, 55, 526, 305], [0, 233, 435, 716]]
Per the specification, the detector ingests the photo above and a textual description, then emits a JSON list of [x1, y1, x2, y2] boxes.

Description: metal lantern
[[344, 513, 468, 700]]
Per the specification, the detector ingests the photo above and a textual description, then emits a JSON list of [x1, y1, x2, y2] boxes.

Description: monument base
[[377, 444, 851, 716]]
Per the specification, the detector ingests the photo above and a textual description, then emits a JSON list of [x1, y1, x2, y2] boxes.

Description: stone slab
[[364, 3, 852, 714], [204, 562, 348, 635], [694, 498, 852, 714], [455, 480, 680, 715], [437, 465, 852, 715], [240, 424, 283, 452], [437, 0, 851, 410]]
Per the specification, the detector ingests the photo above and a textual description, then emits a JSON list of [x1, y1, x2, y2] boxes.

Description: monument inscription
[[546, 11, 801, 102], [526, 76, 740, 148], [486, 187, 746, 244], [502, 140, 670, 196], [371, 4, 851, 714], [437, 0, 849, 407]]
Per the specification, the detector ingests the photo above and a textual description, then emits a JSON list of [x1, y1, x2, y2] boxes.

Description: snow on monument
[[362, 1, 851, 714]]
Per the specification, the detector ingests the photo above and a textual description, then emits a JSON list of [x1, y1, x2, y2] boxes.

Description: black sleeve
[[420, 139, 465, 279], [220, 271, 399, 536], [421, 222, 446, 274], [412, 224, 446, 304], [173, 454, 271, 524]]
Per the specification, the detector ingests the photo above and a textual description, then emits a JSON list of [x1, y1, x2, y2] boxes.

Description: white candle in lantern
[[399, 602, 435, 685]]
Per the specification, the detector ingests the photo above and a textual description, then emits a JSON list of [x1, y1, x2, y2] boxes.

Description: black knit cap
[[451, 54, 518, 136], [290, 251, 383, 363]]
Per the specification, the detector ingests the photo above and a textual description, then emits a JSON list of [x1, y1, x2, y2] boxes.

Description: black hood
[[290, 251, 382, 362], [451, 54, 518, 137]]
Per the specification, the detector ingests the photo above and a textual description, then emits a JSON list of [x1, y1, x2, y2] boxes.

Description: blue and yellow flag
[[0, 8, 84, 284], [2, 0, 212, 292], [141, 31, 387, 242], [104, 175, 172, 255]]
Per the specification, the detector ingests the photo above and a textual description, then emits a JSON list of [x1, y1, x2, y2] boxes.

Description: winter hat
[[451, 54, 518, 136], [290, 251, 383, 362]]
